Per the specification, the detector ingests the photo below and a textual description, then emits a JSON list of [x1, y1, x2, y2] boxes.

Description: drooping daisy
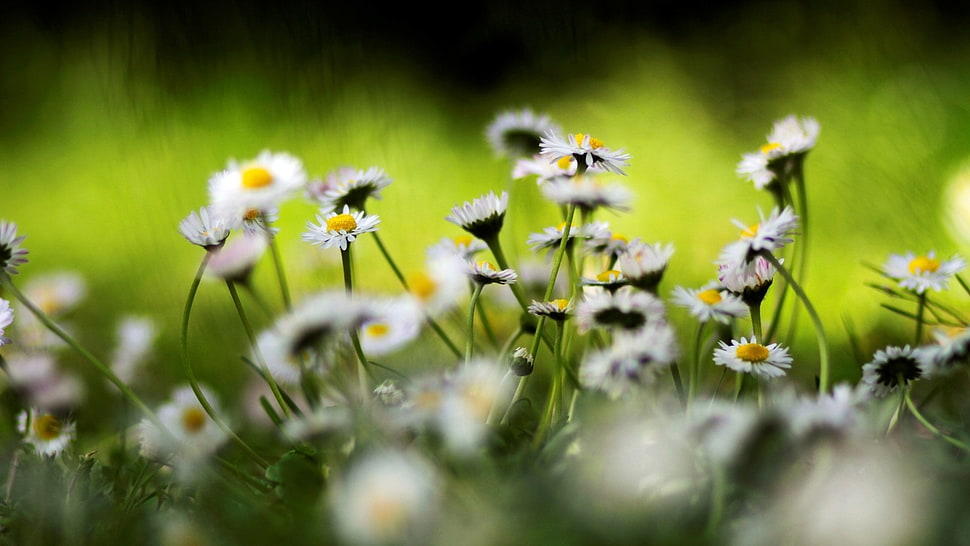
[[617, 239, 675, 293], [916, 326, 970, 377], [713, 336, 792, 379], [719, 206, 799, 264], [306, 166, 393, 211], [0, 220, 29, 276], [0, 298, 12, 346], [466, 260, 518, 286], [882, 250, 966, 294], [527, 220, 611, 259], [509, 346, 534, 376], [138, 385, 229, 465], [110, 315, 158, 384], [207, 150, 307, 230], [512, 153, 575, 183], [178, 206, 229, 250], [405, 254, 468, 318], [580, 323, 680, 399], [17, 408, 76, 457], [445, 190, 508, 240], [204, 231, 268, 283], [574, 286, 667, 334], [861, 345, 924, 398], [330, 449, 441, 546], [670, 283, 749, 324], [425, 235, 488, 261], [539, 175, 634, 212], [527, 298, 572, 321], [539, 131, 632, 175], [717, 255, 778, 306], [303, 204, 381, 252], [486, 108, 562, 159], [257, 290, 372, 386], [358, 297, 423, 356]]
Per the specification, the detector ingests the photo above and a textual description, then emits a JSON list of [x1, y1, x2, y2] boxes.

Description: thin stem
[[904, 390, 970, 452], [341, 246, 373, 401], [670, 361, 686, 408], [749, 303, 763, 341], [371, 231, 409, 289], [465, 283, 485, 363], [688, 321, 706, 406], [181, 256, 270, 469], [759, 250, 830, 393], [267, 231, 292, 311], [915, 291, 927, 346]]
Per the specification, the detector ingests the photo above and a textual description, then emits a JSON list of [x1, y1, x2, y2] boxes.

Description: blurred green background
[[4, 0, 970, 413]]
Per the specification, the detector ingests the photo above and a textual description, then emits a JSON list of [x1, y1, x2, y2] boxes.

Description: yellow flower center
[[760, 142, 783, 155], [741, 223, 760, 239], [366, 323, 390, 338], [574, 133, 604, 149], [477, 260, 496, 271], [241, 166, 274, 189], [946, 326, 967, 339], [611, 234, 628, 243], [244, 208, 261, 221], [552, 298, 570, 311], [32, 414, 63, 441], [369, 494, 407, 537], [181, 407, 207, 434], [596, 270, 621, 282], [736, 343, 770, 362], [415, 390, 442, 411], [696, 289, 723, 305], [407, 272, 437, 301], [453, 235, 473, 247], [908, 255, 940, 274], [326, 213, 358, 232], [556, 156, 573, 169]]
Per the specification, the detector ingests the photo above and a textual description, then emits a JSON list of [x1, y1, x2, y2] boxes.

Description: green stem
[[340, 246, 374, 400], [533, 320, 566, 449], [904, 390, 970, 452], [181, 256, 270, 469], [670, 361, 686, 408], [225, 280, 291, 419], [688, 321, 706, 406], [749, 303, 763, 341], [371, 231, 409, 289], [267, 230, 292, 311], [484, 234, 531, 312], [465, 283, 485, 363], [915, 291, 927, 346], [0, 275, 163, 431], [759, 250, 830, 393]]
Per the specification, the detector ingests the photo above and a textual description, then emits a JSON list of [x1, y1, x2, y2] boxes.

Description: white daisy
[[466, 260, 518, 286], [358, 297, 423, 356], [717, 254, 778, 306], [527, 220, 611, 259], [585, 231, 631, 261], [617, 239, 675, 292], [425, 235, 488, 261], [373, 379, 406, 406], [15, 271, 87, 349], [539, 175, 633, 212], [574, 285, 667, 333], [178, 206, 229, 250], [110, 315, 158, 384], [736, 151, 775, 190], [3, 351, 86, 410], [719, 206, 799, 264], [861, 345, 924, 398], [303, 204, 381, 252], [580, 323, 679, 399], [445, 190, 508, 240], [765, 114, 821, 156], [527, 298, 572, 321], [204, 231, 268, 282], [670, 283, 749, 324], [917, 326, 970, 377], [882, 250, 966, 294], [239, 207, 280, 236], [512, 153, 575, 183], [580, 269, 630, 292], [207, 150, 307, 229], [0, 220, 29, 276], [438, 359, 511, 454], [331, 449, 441, 546], [781, 382, 872, 440], [305, 165, 393, 211], [713, 336, 792, 379], [486, 107, 562, 159], [539, 131, 632, 175], [138, 385, 229, 464], [17, 408, 75, 457], [0, 298, 12, 346], [509, 346, 534, 376], [405, 254, 468, 318]]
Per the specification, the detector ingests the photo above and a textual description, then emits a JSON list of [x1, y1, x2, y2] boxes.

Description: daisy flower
[[736, 151, 775, 190], [574, 286, 667, 334], [374, 379, 407, 407], [207, 150, 306, 229], [781, 382, 871, 441], [0, 298, 12, 346], [438, 359, 511, 454], [204, 231, 268, 282], [580, 269, 629, 293], [405, 254, 468, 318], [330, 449, 441, 546], [509, 346, 534, 376], [178, 206, 229, 250], [466, 260, 518, 286], [16, 271, 86, 349], [882, 250, 966, 294], [539, 175, 633, 212], [486, 107, 562, 159], [17, 408, 76, 457], [239, 207, 280, 236], [0, 220, 29, 276], [539, 131, 632, 175], [580, 323, 680, 399], [527, 298, 572, 321], [358, 297, 423, 356], [110, 315, 158, 385], [425, 235, 488, 261], [670, 283, 749, 324], [527, 220, 611, 259], [917, 326, 970, 377], [766, 114, 821, 156], [585, 232, 631, 262], [713, 336, 792, 379], [306, 166, 393, 211], [861, 345, 924, 398], [3, 351, 86, 411], [719, 206, 799, 264], [617, 239, 675, 292], [303, 204, 381, 252], [257, 290, 372, 386], [138, 385, 229, 465], [445, 190, 508, 240], [512, 153, 575, 183], [717, 255, 778, 306]]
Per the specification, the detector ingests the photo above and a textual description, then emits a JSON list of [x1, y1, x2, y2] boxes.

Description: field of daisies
[[3, 106, 970, 546]]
